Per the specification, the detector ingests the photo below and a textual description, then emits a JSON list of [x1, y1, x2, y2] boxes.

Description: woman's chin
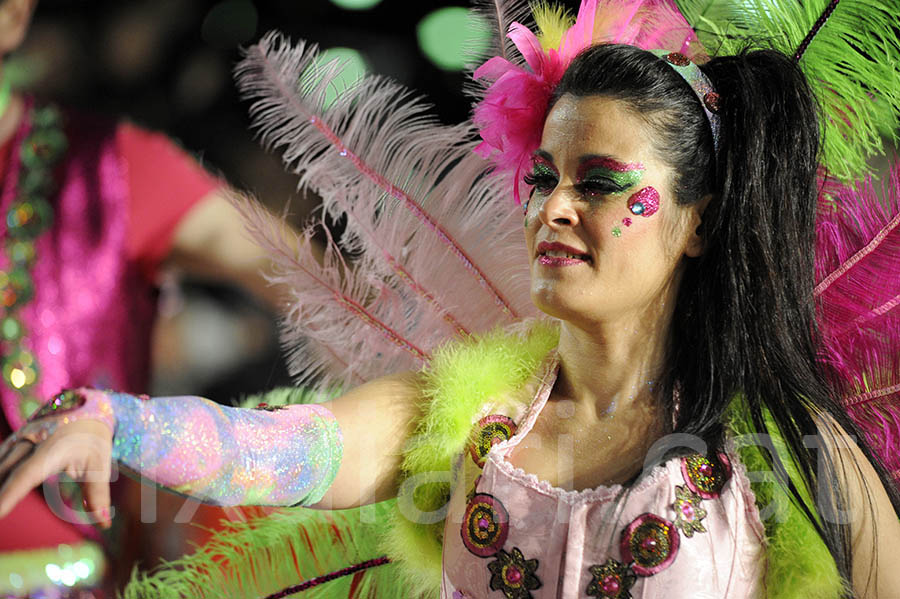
[[531, 287, 588, 322]]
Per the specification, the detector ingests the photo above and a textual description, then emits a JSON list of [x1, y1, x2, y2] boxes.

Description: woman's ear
[[0, 0, 37, 56], [684, 194, 714, 258]]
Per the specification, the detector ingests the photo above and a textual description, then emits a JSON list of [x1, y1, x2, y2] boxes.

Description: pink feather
[[233, 33, 539, 388], [231, 192, 436, 389], [815, 159, 900, 479]]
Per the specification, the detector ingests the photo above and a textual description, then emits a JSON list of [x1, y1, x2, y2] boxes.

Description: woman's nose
[[539, 187, 579, 228]]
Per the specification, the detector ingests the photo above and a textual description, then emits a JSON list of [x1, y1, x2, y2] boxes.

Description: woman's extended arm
[[0, 373, 422, 520]]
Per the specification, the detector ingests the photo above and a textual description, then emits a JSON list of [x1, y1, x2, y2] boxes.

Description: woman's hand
[[0, 414, 114, 526]]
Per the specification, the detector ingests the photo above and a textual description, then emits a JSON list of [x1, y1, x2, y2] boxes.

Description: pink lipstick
[[536, 241, 590, 266]]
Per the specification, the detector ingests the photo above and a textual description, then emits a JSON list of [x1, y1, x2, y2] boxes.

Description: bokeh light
[[300, 47, 369, 109], [417, 7, 491, 71], [201, 0, 258, 49], [329, 0, 383, 9]]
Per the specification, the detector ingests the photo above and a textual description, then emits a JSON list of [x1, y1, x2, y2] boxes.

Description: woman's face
[[524, 94, 703, 329]]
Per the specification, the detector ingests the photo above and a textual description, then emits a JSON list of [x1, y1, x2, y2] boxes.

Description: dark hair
[[551, 43, 900, 592]]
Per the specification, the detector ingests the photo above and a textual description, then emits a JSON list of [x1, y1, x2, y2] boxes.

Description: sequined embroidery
[[672, 484, 708, 537], [486, 547, 541, 599], [586, 558, 637, 598], [469, 414, 517, 467], [461, 493, 510, 558], [681, 453, 732, 499], [1, 105, 65, 417], [620, 513, 680, 576], [29, 389, 85, 420]]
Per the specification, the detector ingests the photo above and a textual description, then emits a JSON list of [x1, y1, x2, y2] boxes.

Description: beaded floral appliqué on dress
[[586, 558, 638, 598], [486, 547, 542, 599]]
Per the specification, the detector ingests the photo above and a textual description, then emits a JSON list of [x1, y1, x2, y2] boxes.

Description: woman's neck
[[554, 312, 671, 423]]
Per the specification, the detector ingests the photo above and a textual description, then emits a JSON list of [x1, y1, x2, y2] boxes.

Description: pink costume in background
[[0, 98, 219, 596], [442, 358, 765, 598], [0, 103, 154, 434]]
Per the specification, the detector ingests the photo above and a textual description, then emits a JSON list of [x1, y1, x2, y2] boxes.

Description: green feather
[[726, 397, 848, 599], [122, 503, 406, 599], [677, 0, 900, 182]]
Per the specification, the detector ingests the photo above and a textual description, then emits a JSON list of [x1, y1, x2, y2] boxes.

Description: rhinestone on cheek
[[627, 187, 660, 218]]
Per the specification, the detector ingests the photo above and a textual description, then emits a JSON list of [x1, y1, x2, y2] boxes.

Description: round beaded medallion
[[681, 453, 732, 499], [620, 513, 680, 576], [468, 414, 517, 467], [461, 493, 509, 558]]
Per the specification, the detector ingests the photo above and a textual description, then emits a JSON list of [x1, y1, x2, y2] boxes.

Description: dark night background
[[13, 0, 576, 402]]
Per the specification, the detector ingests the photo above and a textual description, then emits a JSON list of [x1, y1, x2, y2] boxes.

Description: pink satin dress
[[441, 358, 765, 598]]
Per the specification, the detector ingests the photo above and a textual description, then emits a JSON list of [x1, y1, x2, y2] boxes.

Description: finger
[[0, 419, 56, 467], [0, 440, 34, 483], [81, 451, 113, 528], [0, 433, 23, 466], [0, 434, 69, 519]]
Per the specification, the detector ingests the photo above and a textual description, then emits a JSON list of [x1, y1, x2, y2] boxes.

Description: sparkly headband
[[651, 50, 721, 155], [473, 0, 716, 204]]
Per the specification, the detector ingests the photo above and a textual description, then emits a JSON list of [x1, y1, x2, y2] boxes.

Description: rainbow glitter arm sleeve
[[107, 391, 343, 507]]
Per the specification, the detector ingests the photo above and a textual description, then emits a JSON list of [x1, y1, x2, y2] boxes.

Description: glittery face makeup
[[627, 187, 660, 218], [526, 94, 692, 328], [575, 157, 644, 199], [523, 154, 559, 212]]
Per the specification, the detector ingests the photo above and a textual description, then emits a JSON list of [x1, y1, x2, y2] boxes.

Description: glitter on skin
[[623, 217, 632, 227], [91, 390, 343, 507], [612, 226, 622, 238], [576, 157, 644, 190], [628, 187, 660, 218]]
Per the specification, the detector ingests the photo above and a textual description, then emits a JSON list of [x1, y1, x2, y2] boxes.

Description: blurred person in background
[[0, 0, 295, 596]]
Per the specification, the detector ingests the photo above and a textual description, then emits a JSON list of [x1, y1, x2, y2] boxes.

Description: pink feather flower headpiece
[[472, 0, 708, 204]]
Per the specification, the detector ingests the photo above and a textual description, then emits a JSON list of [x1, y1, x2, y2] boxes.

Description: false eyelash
[[523, 172, 557, 190], [574, 179, 630, 197]]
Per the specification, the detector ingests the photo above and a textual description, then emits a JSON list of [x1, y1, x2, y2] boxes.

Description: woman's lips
[[536, 241, 590, 266], [538, 255, 587, 266]]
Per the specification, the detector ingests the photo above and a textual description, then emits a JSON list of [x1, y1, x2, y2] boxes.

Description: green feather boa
[[380, 321, 560, 595]]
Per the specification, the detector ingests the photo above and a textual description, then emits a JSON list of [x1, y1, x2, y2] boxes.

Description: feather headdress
[[472, 0, 707, 203]]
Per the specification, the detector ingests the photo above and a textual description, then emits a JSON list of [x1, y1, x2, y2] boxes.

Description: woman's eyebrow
[[576, 154, 644, 172], [532, 149, 555, 164]]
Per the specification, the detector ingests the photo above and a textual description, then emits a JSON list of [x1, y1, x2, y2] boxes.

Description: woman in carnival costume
[[1, 0, 900, 597]]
